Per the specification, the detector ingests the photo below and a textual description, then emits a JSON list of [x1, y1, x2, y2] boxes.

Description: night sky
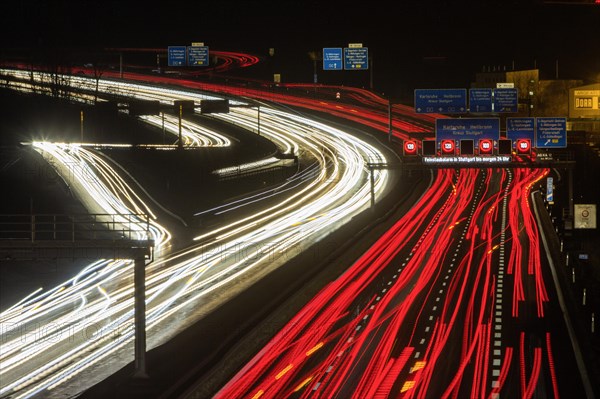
[[2, 0, 599, 97]]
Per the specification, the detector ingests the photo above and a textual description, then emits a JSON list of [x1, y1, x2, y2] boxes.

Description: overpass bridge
[[0, 213, 154, 379]]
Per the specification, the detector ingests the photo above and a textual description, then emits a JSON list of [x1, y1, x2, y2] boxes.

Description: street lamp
[[307, 51, 322, 97]]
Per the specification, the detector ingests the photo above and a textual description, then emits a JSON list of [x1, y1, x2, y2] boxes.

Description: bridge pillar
[[133, 255, 148, 379]]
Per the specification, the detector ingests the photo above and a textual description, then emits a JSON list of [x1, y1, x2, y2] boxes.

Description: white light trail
[[0, 69, 390, 399]]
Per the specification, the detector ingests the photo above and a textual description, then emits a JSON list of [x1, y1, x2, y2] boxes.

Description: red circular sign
[[516, 139, 531, 153], [404, 140, 417, 155], [441, 140, 455, 154], [479, 139, 493, 154]]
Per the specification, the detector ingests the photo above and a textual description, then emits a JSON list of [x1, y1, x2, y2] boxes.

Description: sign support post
[[388, 100, 392, 142], [178, 105, 183, 149]]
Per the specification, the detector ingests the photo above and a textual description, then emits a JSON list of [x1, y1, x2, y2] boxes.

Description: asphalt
[[2, 86, 598, 399], [79, 168, 430, 399]]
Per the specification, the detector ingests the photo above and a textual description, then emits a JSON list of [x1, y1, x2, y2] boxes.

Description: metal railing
[[0, 213, 151, 242]]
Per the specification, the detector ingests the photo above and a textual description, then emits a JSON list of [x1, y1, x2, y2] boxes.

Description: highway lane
[[86, 60, 592, 398], [215, 167, 587, 399], [0, 67, 431, 140], [0, 73, 395, 398], [139, 113, 232, 147], [3, 62, 590, 398]]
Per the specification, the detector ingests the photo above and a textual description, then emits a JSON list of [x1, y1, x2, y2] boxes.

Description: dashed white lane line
[[491, 173, 510, 392]]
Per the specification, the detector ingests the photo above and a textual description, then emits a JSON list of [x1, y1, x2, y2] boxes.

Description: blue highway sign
[[415, 89, 467, 114], [469, 89, 493, 113], [536, 117, 567, 148], [344, 47, 368, 70], [436, 118, 500, 146], [506, 117, 535, 143], [188, 46, 209, 66], [323, 48, 343, 70], [547, 177, 554, 203], [493, 88, 518, 112], [168, 46, 187, 67]]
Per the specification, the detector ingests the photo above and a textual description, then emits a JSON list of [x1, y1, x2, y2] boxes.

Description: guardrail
[[0, 213, 151, 242]]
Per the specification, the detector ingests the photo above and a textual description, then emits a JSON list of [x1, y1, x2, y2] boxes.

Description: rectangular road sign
[[493, 88, 518, 112], [323, 48, 343, 70], [435, 118, 500, 146], [415, 89, 467, 113], [507, 117, 535, 143], [168, 46, 187, 67], [496, 82, 515, 88], [574, 204, 597, 229], [547, 177, 554, 204], [536, 117, 567, 148], [344, 47, 368, 70], [187, 46, 209, 66], [469, 89, 493, 113]]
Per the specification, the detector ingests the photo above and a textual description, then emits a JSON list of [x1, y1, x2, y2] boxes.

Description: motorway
[[214, 167, 588, 399], [0, 71, 398, 398], [0, 63, 593, 399]]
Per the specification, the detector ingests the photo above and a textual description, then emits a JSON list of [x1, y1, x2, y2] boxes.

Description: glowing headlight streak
[[0, 77, 391, 398], [139, 114, 231, 147], [31, 142, 170, 247]]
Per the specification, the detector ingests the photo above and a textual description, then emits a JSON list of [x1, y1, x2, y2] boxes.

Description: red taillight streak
[[524, 347, 543, 399], [546, 333, 560, 398], [520, 332, 527, 396]]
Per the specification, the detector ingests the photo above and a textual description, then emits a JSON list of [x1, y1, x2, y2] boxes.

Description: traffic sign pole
[[178, 105, 183, 149], [388, 100, 392, 142]]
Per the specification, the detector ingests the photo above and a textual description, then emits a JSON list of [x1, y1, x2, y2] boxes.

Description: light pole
[[308, 51, 321, 97], [257, 105, 261, 136], [369, 53, 374, 91], [528, 79, 535, 117], [178, 104, 183, 149]]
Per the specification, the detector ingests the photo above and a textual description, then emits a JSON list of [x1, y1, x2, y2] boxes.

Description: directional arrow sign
[[469, 88, 493, 113], [187, 46, 209, 66], [323, 48, 343, 70], [493, 88, 518, 112], [507, 117, 535, 144], [415, 89, 467, 114], [344, 47, 368, 70], [536, 117, 567, 148], [435, 118, 500, 148], [168, 46, 186, 67]]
